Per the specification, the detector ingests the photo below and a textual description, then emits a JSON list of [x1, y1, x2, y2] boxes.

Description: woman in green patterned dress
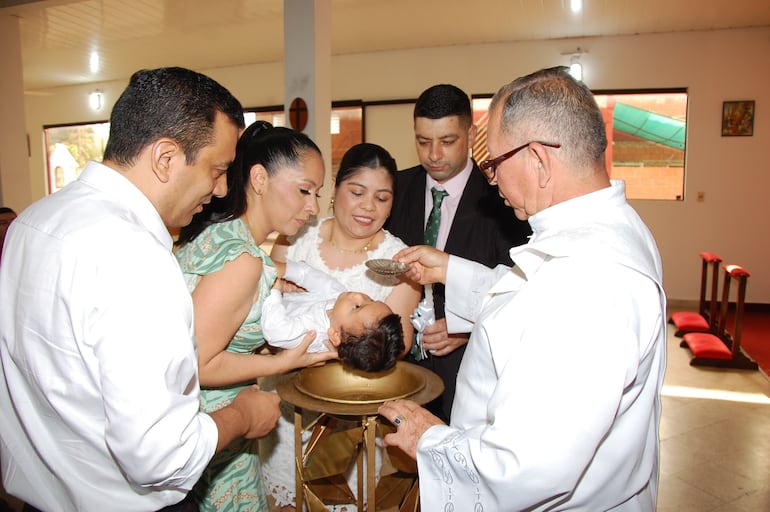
[[175, 121, 337, 511]]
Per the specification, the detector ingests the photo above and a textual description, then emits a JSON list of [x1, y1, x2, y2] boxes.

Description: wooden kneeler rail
[[681, 264, 758, 370], [669, 251, 722, 337]]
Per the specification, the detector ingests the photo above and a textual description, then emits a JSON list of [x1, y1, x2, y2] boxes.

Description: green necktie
[[424, 187, 448, 247]]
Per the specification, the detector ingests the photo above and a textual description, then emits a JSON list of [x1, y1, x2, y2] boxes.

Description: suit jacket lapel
[[401, 170, 428, 246], [444, 164, 486, 254]]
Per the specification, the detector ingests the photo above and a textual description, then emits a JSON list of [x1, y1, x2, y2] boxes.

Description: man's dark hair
[[413, 84, 472, 128], [103, 67, 245, 167], [338, 313, 404, 372]]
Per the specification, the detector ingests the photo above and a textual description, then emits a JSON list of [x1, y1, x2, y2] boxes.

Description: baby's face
[[330, 291, 392, 335]]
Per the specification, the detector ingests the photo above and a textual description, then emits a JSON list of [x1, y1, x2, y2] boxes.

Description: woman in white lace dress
[[262, 143, 421, 511]]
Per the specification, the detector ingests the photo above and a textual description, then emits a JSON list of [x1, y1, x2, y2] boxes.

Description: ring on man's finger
[[393, 415, 405, 426]]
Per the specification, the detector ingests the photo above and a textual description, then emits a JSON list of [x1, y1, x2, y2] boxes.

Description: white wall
[[16, 26, 770, 303], [0, 15, 29, 206]]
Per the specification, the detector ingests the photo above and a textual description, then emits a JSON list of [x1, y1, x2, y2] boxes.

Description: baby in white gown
[[260, 219, 408, 510], [262, 260, 404, 372]]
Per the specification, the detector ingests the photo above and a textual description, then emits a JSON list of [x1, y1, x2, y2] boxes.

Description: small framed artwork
[[721, 100, 755, 137]]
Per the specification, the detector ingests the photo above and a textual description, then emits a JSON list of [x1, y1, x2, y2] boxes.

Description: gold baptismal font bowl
[[277, 361, 443, 511]]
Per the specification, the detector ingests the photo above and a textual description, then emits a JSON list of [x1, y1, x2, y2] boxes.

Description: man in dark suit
[[385, 84, 531, 422]]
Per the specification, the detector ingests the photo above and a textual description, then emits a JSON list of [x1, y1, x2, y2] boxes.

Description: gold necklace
[[328, 223, 377, 254]]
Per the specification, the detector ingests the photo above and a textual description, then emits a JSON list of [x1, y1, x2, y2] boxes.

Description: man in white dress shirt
[[380, 66, 666, 511], [0, 67, 282, 512]]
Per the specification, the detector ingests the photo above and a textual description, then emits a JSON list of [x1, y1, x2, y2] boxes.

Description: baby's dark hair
[[337, 313, 404, 372]]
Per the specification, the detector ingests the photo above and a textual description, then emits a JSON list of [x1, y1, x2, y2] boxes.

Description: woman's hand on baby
[[393, 245, 449, 285], [275, 278, 306, 293], [275, 330, 337, 372]]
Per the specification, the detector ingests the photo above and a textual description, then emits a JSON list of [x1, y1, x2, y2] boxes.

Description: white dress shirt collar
[[79, 161, 174, 250], [424, 158, 474, 250]]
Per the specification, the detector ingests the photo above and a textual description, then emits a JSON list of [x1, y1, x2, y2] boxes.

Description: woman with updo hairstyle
[[175, 121, 336, 512]]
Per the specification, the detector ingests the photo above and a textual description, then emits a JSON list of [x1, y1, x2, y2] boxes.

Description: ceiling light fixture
[[89, 90, 103, 111], [570, 0, 582, 14], [561, 47, 587, 81], [569, 54, 583, 81]]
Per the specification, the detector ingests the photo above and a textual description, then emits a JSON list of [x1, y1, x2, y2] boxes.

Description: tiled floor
[[2, 309, 769, 511], [658, 308, 770, 511]]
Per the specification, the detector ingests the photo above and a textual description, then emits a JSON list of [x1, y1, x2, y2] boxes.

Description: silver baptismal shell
[[365, 259, 409, 275]]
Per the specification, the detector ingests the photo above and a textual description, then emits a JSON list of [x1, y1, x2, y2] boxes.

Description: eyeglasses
[[478, 141, 561, 183]]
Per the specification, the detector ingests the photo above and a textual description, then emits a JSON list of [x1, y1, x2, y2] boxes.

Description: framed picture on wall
[[721, 100, 755, 137]]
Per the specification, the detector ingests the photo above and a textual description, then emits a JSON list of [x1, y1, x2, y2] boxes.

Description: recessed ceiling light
[[89, 51, 100, 74]]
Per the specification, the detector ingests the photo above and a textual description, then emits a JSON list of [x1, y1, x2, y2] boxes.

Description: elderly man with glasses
[[380, 66, 666, 512]]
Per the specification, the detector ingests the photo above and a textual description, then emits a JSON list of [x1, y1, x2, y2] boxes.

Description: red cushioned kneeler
[[669, 311, 709, 333], [681, 264, 758, 370], [680, 332, 732, 359], [669, 252, 722, 337]]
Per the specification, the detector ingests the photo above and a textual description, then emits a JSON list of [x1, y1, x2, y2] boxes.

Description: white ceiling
[[3, 0, 770, 91]]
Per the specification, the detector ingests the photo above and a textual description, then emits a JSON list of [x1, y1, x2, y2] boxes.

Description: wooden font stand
[[276, 362, 443, 511]]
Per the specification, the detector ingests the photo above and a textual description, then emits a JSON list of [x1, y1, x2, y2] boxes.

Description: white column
[[0, 13, 31, 209], [284, 0, 333, 197]]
